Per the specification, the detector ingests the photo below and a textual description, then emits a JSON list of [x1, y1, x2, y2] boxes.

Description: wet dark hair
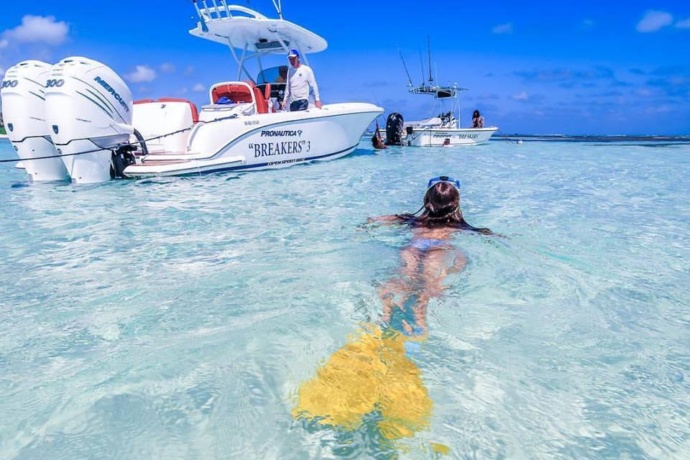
[[422, 182, 462, 220], [395, 182, 493, 233], [473, 110, 481, 117], [397, 182, 463, 227]]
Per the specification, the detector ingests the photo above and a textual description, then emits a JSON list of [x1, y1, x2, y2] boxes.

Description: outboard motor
[[385, 112, 405, 146], [1, 60, 70, 182], [44, 56, 134, 183]]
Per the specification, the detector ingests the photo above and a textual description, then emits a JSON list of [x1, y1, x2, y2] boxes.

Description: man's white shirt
[[283, 64, 320, 104]]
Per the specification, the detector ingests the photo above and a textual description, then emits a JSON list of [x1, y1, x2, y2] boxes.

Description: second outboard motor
[[45, 56, 134, 183], [1, 60, 70, 182], [385, 112, 405, 146]]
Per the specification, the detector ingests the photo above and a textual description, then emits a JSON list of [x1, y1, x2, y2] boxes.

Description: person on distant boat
[[281, 49, 322, 111], [472, 109, 485, 128], [372, 122, 387, 149], [275, 65, 288, 83]]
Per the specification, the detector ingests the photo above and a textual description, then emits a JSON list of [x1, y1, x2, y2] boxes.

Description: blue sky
[[1, 0, 689, 135]]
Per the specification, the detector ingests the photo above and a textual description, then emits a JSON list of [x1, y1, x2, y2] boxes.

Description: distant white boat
[[385, 43, 498, 147], [401, 83, 497, 147], [386, 85, 498, 147]]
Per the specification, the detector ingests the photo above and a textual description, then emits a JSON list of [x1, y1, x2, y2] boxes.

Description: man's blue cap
[[288, 49, 300, 58]]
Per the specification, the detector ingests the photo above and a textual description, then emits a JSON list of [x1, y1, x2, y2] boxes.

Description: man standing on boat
[[281, 49, 323, 111]]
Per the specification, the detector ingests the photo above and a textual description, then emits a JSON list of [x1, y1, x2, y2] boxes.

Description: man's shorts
[[290, 99, 309, 111]]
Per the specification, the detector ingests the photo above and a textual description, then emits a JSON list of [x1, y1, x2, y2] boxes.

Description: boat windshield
[[256, 66, 288, 85], [256, 65, 288, 99]]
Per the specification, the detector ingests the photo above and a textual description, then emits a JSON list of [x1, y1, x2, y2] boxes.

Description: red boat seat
[[211, 81, 269, 114]]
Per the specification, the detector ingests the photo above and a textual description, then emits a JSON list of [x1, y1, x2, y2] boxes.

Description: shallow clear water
[[1, 138, 689, 459]]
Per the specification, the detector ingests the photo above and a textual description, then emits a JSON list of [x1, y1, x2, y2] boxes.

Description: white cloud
[[512, 91, 529, 101], [492, 23, 513, 34], [676, 18, 690, 29], [643, 105, 672, 115], [0, 38, 8, 49], [125, 65, 156, 83], [192, 83, 206, 92], [636, 10, 673, 33], [160, 62, 175, 73], [3, 15, 69, 45]]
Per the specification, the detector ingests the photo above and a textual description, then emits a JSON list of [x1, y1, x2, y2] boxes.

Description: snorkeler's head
[[423, 180, 460, 217], [427, 176, 460, 190]]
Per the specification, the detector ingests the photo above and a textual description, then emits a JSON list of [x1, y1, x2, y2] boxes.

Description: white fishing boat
[[401, 83, 497, 147], [0, 1, 382, 183], [385, 45, 497, 147]]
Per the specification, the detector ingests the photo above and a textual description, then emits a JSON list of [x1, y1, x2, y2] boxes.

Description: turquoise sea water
[[1, 137, 689, 459]]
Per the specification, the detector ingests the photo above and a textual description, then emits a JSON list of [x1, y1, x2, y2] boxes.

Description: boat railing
[[193, 1, 267, 22]]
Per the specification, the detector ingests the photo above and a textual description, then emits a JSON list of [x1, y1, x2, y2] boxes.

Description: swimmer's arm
[[460, 219, 504, 237], [462, 221, 493, 234], [366, 214, 405, 225], [473, 227, 507, 238]]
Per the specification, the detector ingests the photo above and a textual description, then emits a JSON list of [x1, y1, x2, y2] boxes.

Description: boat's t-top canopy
[[408, 82, 467, 128], [189, 1, 327, 82], [408, 83, 465, 99]]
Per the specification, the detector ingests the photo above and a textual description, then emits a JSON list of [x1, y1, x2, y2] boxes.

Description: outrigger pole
[[399, 50, 414, 88], [427, 36, 433, 83], [272, 0, 283, 19]]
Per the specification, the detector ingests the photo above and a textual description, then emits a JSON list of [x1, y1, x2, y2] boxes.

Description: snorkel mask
[[420, 176, 462, 217], [426, 175, 461, 190]]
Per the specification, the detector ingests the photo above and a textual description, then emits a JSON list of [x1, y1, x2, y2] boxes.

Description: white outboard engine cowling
[[45, 56, 134, 183], [1, 60, 70, 182]]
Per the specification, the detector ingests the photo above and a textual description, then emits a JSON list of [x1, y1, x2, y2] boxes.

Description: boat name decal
[[94, 76, 130, 113], [2, 80, 19, 88], [261, 130, 303, 137], [432, 133, 479, 139], [249, 140, 310, 157]]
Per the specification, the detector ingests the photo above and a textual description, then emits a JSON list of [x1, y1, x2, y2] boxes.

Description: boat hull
[[124, 103, 382, 177], [406, 127, 498, 147]]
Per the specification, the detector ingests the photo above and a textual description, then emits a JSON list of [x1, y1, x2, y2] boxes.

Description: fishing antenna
[[399, 50, 414, 87], [272, 0, 283, 18], [427, 36, 433, 83], [419, 46, 425, 86]]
